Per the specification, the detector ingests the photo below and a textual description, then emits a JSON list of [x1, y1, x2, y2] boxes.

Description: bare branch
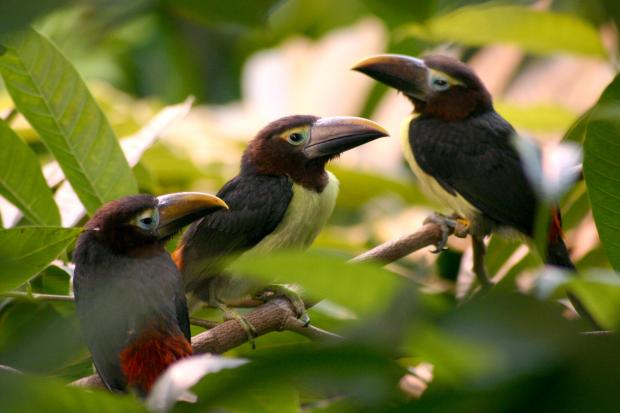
[[71, 223, 444, 390], [350, 222, 446, 264], [73, 298, 341, 389]]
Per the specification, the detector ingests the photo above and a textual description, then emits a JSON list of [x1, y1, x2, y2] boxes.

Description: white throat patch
[[249, 171, 340, 254]]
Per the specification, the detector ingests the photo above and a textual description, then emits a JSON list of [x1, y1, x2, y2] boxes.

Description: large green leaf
[[0, 371, 145, 413], [229, 250, 400, 316], [566, 272, 620, 330], [583, 107, 620, 271], [399, 4, 606, 57], [0, 119, 59, 225], [0, 28, 137, 215], [0, 227, 80, 292]]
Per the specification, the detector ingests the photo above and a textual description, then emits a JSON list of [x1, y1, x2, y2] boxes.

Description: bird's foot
[[255, 284, 310, 327], [215, 301, 258, 349], [454, 217, 470, 238], [424, 212, 469, 253]]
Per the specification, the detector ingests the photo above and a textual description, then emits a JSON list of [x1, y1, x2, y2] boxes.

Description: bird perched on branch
[[73, 192, 228, 395], [174, 115, 388, 331], [353, 54, 575, 287]]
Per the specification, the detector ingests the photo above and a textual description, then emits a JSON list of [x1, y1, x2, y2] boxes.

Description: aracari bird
[[74, 192, 227, 395]]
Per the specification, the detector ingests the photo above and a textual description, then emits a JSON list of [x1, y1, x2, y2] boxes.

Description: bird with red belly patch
[[73, 192, 228, 395]]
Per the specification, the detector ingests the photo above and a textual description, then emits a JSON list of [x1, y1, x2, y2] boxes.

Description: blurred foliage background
[[2, 0, 620, 412]]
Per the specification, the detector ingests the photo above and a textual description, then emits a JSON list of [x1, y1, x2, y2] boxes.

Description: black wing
[[179, 173, 293, 292], [410, 111, 538, 236]]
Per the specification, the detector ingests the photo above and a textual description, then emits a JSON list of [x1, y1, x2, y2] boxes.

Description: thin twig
[[0, 291, 74, 302], [283, 316, 344, 341], [189, 317, 219, 329]]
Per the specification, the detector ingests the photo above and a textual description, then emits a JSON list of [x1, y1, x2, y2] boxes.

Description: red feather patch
[[120, 329, 192, 394]]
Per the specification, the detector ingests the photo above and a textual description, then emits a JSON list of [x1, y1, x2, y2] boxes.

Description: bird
[[173, 115, 388, 328], [352, 54, 576, 287], [73, 192, 228, 395]]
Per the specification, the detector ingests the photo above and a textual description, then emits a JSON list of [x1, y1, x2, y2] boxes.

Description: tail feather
[[544, 208, 601, 329], [545, 207, 575, 270]]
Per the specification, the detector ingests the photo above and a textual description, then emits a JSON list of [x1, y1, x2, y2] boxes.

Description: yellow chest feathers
[[401, 115, 478, 219], [249, 171, 339, 254]]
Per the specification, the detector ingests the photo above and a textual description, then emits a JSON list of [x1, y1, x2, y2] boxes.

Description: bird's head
[[84, 193, 228, 255], [353, 54, 492, 121], [241, 115, 388, 191]]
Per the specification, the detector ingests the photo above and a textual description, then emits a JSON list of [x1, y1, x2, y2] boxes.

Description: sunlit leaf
[[398, 4, 606, 57], [0, 28, 137, 215], [0, 119, 59, 225], [53, 97, 194, 227], [0, 227, 80, 292]]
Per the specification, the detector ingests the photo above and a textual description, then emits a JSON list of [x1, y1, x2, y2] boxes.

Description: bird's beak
[[155, 192, 228, 239], [303, 116, 388, 159], [352, 54, 430, 101]]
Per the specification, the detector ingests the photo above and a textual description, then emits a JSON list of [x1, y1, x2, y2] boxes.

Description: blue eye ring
[[287, 132, 306, 145], [135, 209, 159, 230], [430, 76, 450, 91]]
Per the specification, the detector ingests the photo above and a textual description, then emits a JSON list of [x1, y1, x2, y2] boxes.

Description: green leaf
[[183, 344, 404, 412], [566, 272, 620, 330], [0, 371, 145, 413], [229, 250, 400, 316], [0, 119, 60, 225], [0, 28, 137, 215], [583, 105, 620, 271], [398, 4, 607, 57], [0, 227, 80, 292]]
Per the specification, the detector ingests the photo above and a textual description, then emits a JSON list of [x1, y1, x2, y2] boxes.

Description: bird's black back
[[180, 172, 293, 294], [73, 233, 190, 392], [409, 110, 539, 236]]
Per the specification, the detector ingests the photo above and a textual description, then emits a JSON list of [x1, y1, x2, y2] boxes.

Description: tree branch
[[72, 298, 342, 389], [350, 222, 447, 264], [71, 223, 445, 390]]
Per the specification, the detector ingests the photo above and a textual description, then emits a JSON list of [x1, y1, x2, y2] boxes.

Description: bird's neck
[[241, 155, 329, 193], [84, 229, 166, 258], [412, 93, 493, 122]]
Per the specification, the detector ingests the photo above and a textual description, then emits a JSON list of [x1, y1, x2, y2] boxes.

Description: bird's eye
[[135, 209, 158, 230], [287, 132, 307, 145], [430, 76, 450, 91]]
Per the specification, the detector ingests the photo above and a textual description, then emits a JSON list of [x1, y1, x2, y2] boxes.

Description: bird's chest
[[250, 172, 339, 253], [401, 115, 478, 219]]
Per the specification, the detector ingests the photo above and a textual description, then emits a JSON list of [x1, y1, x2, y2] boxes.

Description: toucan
[[352, 54, 575, 286], [174, 115, 388, 326], [73, 192, 228, 395]]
